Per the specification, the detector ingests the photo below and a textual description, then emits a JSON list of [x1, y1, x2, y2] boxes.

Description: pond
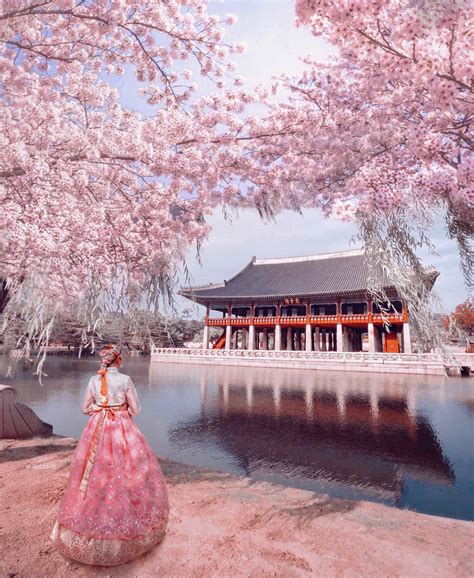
[[1, 354, 473, 521]]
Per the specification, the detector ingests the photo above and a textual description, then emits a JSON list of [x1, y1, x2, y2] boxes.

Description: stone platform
[[151, 348, 474, 376]]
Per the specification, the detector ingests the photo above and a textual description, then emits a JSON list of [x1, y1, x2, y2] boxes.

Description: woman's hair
[[97, 344, 122, 407], [99, 344, 122, 368]]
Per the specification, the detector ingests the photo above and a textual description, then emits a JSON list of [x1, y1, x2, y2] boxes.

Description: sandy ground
[[0, 436, 473, 578]]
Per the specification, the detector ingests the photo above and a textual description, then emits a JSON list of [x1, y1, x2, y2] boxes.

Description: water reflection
[[168, 366, 455, 504], [1, 356, 472, 520]]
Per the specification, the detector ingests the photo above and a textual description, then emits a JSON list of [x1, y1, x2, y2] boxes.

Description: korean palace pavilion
[[180, 249, 438, 355]]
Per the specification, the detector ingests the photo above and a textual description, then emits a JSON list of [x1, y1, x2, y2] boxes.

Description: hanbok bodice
[[82, 367, 141, 416]]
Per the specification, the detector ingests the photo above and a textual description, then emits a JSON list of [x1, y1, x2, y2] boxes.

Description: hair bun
[[99, 344, 122, 367]]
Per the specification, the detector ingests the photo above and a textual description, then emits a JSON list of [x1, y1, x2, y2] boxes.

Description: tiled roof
[[180, 250, 396, 302]]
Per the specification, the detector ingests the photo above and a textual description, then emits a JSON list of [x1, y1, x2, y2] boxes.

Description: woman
[[51, 344, 169, 566]]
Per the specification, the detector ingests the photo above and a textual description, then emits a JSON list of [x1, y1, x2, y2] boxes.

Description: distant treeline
[[1, 310, 203, 353]]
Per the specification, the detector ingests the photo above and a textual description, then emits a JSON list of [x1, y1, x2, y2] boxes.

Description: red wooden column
[[367, 298, 373, 322], [401, 301, 408, 322]]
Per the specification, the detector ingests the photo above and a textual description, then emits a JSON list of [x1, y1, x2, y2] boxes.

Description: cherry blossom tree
[[233, 0, 472, 345], [0, 0, 251, 356], [2, 0, 472, 360]]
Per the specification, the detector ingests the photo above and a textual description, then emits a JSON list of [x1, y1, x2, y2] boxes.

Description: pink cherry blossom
[[0, 0, 255, 348]]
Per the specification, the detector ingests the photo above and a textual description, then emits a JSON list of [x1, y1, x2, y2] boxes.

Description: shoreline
[[1, 435, 473, 577]]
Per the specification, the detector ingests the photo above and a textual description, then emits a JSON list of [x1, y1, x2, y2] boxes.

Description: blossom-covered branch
[[0, 0, 249, 354]]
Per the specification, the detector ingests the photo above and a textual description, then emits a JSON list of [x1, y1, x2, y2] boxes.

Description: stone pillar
[[274, 324, 282, 351], [305, 324, 312, 352], [286, 327, 293, 351], [241, 328, 248, 349], [248, 324, 255, 350], [337, 323, 343, 352], [321, 330, 327, 351], [202, 324, 209, 350], [295, 330, 301, 351], [262, 328, 268, 350], [314, 327, 320, 351], [343, 327, 350, 351], [368, 322, 375, 353], [225, 324, 232, 350], [403, 323, 412, 353]]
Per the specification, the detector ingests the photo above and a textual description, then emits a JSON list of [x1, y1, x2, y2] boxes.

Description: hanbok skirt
[[50, 407, 169, 566]]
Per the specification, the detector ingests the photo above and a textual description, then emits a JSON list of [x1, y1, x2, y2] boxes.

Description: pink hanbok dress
[[50, 367, 169, 566]]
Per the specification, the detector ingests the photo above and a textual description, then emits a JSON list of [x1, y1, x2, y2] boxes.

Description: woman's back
[[51, 344, 168, 566], [83, 366, 141, 416]]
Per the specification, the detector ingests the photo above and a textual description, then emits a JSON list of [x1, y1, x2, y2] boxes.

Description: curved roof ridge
[[179, 281, 226, 292], [254, 249, 364, 265]]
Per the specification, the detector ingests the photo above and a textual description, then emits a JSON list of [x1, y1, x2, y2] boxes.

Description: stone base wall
[[150, 348, 474, 376]]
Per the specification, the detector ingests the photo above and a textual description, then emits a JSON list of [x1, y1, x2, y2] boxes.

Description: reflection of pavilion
[[170, 372, 454, 502]]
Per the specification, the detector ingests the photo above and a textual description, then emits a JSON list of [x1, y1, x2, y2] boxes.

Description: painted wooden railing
[[206, 312, 407, 327]]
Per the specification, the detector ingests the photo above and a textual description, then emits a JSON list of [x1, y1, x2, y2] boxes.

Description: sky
[[170, 0, 468, 317], [116, 0, 467, 318]]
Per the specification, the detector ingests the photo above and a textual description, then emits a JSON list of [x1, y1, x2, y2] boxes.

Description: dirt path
[[1, 436, 473, 577]]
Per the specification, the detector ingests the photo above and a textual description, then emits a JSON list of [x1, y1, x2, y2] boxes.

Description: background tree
[[234, 0, 472, 347], [443, 299, 474, 337], [451, 301, 474, 334], [2, 1, 472, 361], [0, 0, 249, 359], [50, 310, 203, 351]]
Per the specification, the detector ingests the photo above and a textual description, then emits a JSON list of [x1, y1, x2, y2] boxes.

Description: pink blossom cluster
[[280, 0, 473, 223], [0, 0, 255, 319], [1, 0, 472, 340]]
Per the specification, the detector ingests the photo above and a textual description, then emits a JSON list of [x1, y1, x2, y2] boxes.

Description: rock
[[0, 385, 53, 438]]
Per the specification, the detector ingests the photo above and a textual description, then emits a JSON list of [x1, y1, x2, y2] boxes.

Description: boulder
[[0, 385, 53, 438]]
